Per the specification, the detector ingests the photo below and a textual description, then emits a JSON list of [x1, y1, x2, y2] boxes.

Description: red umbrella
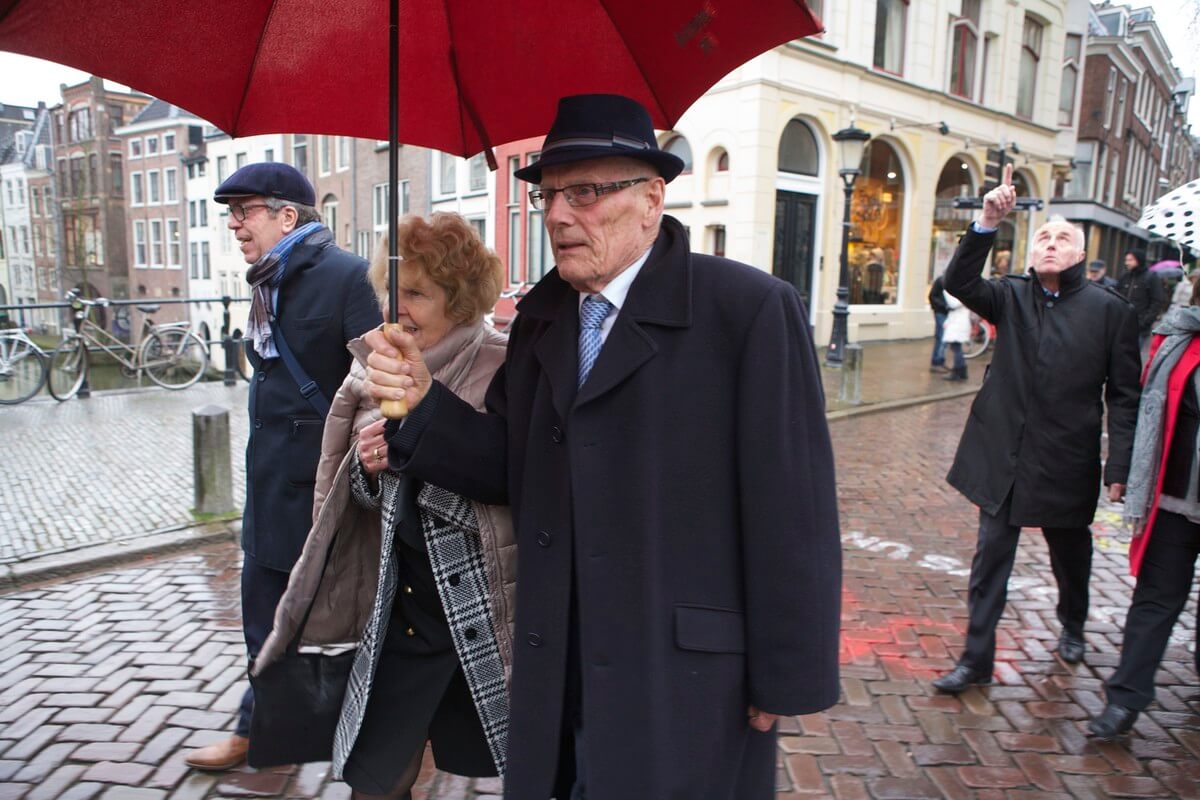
[[1, 0, 822, 409], [0, 0, 820, 161]]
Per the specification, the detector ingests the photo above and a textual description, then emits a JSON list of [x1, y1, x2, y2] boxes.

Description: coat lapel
[[523, 273, 581, 422]]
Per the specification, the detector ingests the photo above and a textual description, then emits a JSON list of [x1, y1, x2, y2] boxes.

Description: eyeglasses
[[228, 202, 272, 222], [528, 178, 648, 210]]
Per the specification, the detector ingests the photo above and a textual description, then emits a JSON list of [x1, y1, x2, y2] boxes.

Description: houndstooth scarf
[[1124, 305, 1200, 527], [245, 221, 330, 358]]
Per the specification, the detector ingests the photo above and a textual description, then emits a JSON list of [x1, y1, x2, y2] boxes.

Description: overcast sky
[[0, 1, 1198, 126]]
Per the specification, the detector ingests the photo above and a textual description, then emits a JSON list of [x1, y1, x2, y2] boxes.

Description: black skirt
[[341, 513, 496, 793]]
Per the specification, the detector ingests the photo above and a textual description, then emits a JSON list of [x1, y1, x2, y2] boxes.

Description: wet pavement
[[2, 394, 1198, 798]]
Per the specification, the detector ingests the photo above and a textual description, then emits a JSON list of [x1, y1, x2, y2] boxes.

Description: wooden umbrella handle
[[379, 323, 409, 419]]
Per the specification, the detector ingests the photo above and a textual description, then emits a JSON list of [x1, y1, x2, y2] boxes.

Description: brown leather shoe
[[184, 734, 249, 771]]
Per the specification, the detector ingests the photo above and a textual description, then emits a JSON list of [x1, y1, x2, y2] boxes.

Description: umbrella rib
[[230, 0, 283, 137], [594, 0, 672, 125]]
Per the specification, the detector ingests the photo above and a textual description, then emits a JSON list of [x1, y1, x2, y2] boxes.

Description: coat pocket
[[674, 605, 745, 654], [287, 417, 325, 486]]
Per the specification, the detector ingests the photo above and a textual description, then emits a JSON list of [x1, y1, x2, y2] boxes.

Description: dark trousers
[[947, 341, 966, 371], [1106, 510, 1200, 711], [960, 499, 1093, 674], [931, 312, 947, 365], [236, 551, 292, 737]]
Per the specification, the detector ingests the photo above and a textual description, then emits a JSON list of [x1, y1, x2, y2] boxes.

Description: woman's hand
[[357, 419, 389, 477]]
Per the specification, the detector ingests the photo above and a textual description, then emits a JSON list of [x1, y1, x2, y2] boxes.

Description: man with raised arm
[[362, 94, 842, 798], [933, 164, 1141, 694]]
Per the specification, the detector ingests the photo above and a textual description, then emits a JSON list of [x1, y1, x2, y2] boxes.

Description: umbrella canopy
[[1150, 259, 1183, 272], [1139, 178, 1200, 252], [0, 0, 821, 159]]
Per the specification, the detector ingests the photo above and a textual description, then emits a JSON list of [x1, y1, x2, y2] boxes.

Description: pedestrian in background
[[928, 274, 949, 372], [932, 164, 1141, 695], [185, 163, 382, 771], [1088, 259, 1118, 289], [1169, 269, 1197, 311], [362, 94, 842, 799], [1090, 284, 1200, 739], [1118, 249, 1166, 354], [941, 287, 969, 382], [255, 214, 513, 797]]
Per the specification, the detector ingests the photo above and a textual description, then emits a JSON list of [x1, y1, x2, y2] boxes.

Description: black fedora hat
[[514, 94, 685, 185]]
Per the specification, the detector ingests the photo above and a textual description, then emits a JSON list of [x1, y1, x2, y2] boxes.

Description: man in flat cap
[[186, 162, 382, 770], [363, 94, 841, 798]]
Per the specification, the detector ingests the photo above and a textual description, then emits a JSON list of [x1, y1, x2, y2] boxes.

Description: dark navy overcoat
[[393, 216, 841, 799], [244, 240, 382, 571]]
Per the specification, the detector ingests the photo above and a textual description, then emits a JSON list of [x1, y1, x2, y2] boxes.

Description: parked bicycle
[[963, 312, 995, 359], [0, 327, 50, 405], [48, 290, 210, 400]]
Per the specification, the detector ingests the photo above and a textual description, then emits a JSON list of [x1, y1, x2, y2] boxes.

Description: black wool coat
[[392, 216, 842, 799], [944, 228, 1141, 527], [244, 240, 382, 571]]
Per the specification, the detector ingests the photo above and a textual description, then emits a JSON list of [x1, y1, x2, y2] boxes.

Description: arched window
[[713, 149, 729, 173], [778, 119, 819, 176], [931, 157, 976, 279], [662, 135, 693, 174], [848, 140, 905, 305]]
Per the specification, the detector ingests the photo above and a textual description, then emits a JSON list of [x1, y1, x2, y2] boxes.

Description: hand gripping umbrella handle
[[379, 322, 409, 419]]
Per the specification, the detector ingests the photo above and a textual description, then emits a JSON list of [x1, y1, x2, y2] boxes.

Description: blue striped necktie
[[578, 295, 613, 388]]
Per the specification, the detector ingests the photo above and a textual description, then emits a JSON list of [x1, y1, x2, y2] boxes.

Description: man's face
[[1088, 269, 1104, 282], [1124, 253, 1139, 270], [226, 195, 293, 264], [539, 157, 664, 294], [1029, 221, 1084, 276]]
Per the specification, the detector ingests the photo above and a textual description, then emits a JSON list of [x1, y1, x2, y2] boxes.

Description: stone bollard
[[193, 404, 235, 515], [838, 343, 863, 406]]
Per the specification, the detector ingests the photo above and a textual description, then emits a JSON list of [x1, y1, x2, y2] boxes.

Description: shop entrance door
[[773, 190, 817, 311]]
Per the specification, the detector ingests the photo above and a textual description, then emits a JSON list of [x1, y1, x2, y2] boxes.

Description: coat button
[[406, 627, 415, 636], [448, 574, 460, 587], [257, 372, 266, 382], [254, 419, 263, 429], [464, 627, 478, 640], [1046, 300, 1054, 308], [527, 633, 543, 647], [537, 531, 552, 547], [403, 585, 413, 594], [551, 426, 563, 443]]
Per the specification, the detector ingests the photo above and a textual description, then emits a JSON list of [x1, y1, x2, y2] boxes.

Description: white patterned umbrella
[[1138, 178, 1200, 251]]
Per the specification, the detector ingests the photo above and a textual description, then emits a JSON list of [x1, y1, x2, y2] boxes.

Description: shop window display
[[848, 141, 905, 304], [930, 157, 975, 281]]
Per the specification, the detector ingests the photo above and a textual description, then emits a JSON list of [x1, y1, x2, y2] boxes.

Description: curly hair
[[368, 213, 503, 325]]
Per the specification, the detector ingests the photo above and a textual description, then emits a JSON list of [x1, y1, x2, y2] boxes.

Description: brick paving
[[0, 383, 248, 564], [3, 383, 1199, 797]]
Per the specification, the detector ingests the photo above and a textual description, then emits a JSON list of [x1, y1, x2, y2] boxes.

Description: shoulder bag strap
[[268, 318, 331, 418]]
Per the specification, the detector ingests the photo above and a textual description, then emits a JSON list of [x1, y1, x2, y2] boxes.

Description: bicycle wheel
[[0, 339, 48, 404], [963, 316, 992, 359], [48, 337, 88, 401], [142, 329, 208, 389]]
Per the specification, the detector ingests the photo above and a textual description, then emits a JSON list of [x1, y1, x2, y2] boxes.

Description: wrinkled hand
[[979, 162, 1016, 229], [1108, 483, 1125, 503], [356, 419, 389, 477], [364, 326, 432, 412], [748, 706, 779, 733]]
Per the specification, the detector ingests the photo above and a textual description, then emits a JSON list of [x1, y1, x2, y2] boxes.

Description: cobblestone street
[[2, 394, 1197, 798], [0, 384, 249, 564]]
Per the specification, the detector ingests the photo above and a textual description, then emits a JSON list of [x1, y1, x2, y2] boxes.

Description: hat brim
[[514, 146, 685, 185]]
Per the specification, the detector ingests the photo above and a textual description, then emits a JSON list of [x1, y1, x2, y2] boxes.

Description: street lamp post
[[825, 125, 870, 367]]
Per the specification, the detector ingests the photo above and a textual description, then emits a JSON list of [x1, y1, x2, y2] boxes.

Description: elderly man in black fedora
[[185, 163, 382, 771], [362, 94, 841, 798]]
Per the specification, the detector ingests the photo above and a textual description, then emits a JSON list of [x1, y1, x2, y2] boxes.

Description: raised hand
[[980, 162, 1016, 229]]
